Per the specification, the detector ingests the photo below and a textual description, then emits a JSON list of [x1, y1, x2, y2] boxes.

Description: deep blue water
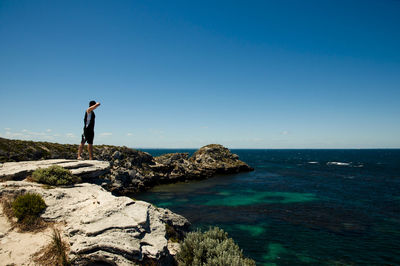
[[135, 149, 400, 265]]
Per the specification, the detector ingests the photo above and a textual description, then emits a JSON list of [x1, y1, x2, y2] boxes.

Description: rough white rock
[[0, 181, 189, 265], [0, 159, 110, 180]]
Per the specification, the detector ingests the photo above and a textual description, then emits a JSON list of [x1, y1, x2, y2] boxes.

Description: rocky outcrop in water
[[0, 138, 253, 194], [191, 144, 253, 173], [0, 181, 190, 265], [97, 144, 253, 194], [153, 144, 253, 181]]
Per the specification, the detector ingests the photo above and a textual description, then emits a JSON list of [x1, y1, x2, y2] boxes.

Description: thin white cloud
[[281, 131, 289, 135], [149, 129, 164, 135], [66, 133, 75, 138], [5, 131, 26, 138], [2, 129, 71, 142], [29, 131, 46, 136], [100, 132, 112, 136], [19, 129, 46, 136], [4, 128, 11, 131], [126, 133, 133, 136]]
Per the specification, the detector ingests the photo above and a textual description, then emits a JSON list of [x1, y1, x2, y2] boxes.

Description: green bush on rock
[[32, 165, 81, 186], [176, 227, 255, 266], [12, 193, 47, 223]]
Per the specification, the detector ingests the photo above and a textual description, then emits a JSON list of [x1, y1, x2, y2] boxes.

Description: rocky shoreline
[[0, 181, 190, 265], [0, 137, 254, 265], [0, 137, 254, 194]]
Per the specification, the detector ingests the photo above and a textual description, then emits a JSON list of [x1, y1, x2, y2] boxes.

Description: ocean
[[135, 149, 400, 265]]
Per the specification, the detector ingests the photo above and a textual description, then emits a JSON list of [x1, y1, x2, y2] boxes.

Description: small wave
[[308, 161, 319, 164], [327, 162, 351, 166]]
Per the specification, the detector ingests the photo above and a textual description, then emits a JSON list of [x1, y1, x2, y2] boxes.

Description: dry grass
[[33, 227, 71, 266], [1, 196, 15, 222]]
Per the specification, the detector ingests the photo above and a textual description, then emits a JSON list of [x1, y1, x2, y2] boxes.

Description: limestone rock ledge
[[0, 159, 110, 181], [0, 181, 190, 265]]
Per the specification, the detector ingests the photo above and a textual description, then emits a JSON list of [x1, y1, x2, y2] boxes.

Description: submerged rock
[[0, 181, 190, 265]]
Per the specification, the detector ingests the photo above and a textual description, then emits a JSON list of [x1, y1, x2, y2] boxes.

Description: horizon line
[[1, 137, 399, 150]]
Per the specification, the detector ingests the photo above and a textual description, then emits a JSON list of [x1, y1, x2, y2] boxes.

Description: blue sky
[[0, 0, 399, 148]]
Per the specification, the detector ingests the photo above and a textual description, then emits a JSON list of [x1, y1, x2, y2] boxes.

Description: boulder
[[0, 181, 190, 265]]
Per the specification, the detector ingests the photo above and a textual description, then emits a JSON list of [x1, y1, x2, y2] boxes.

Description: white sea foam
[[327, 162, 351, 166], [308, 161, 319, 164]]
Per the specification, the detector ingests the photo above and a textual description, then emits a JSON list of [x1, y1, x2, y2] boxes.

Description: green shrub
[[32, 165, 80, 186], [12, 193, 47, 223], [176, 227, 255, 266]]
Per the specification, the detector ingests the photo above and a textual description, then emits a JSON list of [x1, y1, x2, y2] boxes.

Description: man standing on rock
[[78, 100, 100, 160]]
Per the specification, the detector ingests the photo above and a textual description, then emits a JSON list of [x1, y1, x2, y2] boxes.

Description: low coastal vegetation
[[31, 165, 81, 186], [0, 192, 47, 231], [176, 227, 255, 266], [12, 193, 47, 222], [0, 137, 78, 163]]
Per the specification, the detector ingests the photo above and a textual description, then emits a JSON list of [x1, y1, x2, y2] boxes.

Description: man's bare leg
[[77, 142, 84, 159], [88, 144, 93, 160]]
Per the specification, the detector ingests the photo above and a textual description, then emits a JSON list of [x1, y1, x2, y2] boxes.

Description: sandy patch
[[0, 207, 58, 266]]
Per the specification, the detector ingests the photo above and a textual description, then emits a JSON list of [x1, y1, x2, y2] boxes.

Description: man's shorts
[[81, 128, 94, 144]]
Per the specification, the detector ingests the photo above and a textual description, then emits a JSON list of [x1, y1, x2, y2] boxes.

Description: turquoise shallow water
[[135, 149, 400, 265]]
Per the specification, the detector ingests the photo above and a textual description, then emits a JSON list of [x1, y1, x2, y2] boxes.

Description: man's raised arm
[[87, 102, 101, 113]]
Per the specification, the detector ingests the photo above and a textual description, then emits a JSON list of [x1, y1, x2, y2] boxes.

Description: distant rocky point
[[0, 138, 253, 194]]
